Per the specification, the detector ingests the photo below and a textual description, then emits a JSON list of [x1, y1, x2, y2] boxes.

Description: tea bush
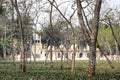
[[0, 60, 119, 80]]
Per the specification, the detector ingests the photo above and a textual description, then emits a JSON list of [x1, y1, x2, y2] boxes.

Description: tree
[[76, 0, 102, 76], [99, 7, 120, 62], [10, 0, 26, 72], [48, 0, 77, 72], [10, 0, 40, 71]]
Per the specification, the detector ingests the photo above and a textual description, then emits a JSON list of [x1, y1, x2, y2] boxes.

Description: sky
[[106, 0, 120, 10], [36, 0, 120, 30]]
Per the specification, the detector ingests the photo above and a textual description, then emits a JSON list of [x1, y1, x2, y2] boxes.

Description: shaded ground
[[0, 60, 120, 80]]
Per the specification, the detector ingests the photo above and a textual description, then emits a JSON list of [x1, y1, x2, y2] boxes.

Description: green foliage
[[0, 7, 5, 15], [0, 0, 6, 15], [113, 25, 120, 43], [98, 25, 120, 47], [98, 27, 113, 46], [39, 20, 69, 47], [97, 25, 120, 55], [0, 61, 120, 80]]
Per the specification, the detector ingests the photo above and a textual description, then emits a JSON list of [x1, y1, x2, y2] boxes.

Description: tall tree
[[76, 0, 102, 76], [48, 0, 76, 72], [10, 0, 26, 72]]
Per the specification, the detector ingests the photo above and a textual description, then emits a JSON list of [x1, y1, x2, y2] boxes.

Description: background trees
[[76, 0, 102, 76]]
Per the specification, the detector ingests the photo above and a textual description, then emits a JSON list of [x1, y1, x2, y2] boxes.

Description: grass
[[0, 60, 120, 80]]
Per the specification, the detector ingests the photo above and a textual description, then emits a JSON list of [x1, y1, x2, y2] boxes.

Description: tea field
[[0, 60, 120, 80]]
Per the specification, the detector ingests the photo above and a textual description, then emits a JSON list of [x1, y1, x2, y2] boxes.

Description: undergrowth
[[0, 61, 119, 80]]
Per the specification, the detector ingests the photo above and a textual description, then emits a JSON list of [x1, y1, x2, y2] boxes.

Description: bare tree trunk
[[88, 40, 97, 76], [10, 3, 16, 67], [88, 0, 102, 76], [50, 45, 53, 62], [71, 39, 76, 72], [76, 0, 102, 76], [31, 52, 36, 63], [10, 0, 26, 72], [3, 45, 6, 60], [30, 36, 32, 63], [66, 48, 68, 63], [10, 18, 16, 67], [45, 50, 48, 65], [49, 0, 54, 63], [48, 0, 76, 72], [3, 25, 7, 60], [34, 29, 36, 63], [61, 50, 63, 70], [44, 39, 49, 65], [108, 18, 120, 62]]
